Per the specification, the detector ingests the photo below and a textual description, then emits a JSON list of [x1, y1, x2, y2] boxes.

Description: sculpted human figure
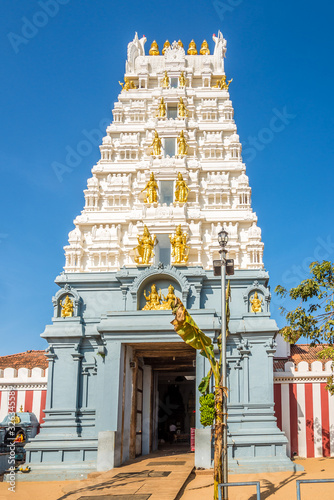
[[161, 284, 177, 310], [149, 130, 162, 156], [170, 225, 189, 264], [119, 77, 137, 91], [250, 291, 262, 313], [161, 71, 169, 88], [156, 97, 166, 118], [178, 97, 188, 118], [177, 130, 188, 156], [175, 172, 190, 203], [142, 284, 162, 310], [141, 172, 158, 203], [213, 75, 233, 90], [60, 295, 74, 317], [179, 71, 187, 87], [135, 225, 156, 265]]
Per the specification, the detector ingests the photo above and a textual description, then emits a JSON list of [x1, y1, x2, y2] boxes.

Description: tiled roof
[[274, 344, 332, 372], [0, 350, 48, 370]]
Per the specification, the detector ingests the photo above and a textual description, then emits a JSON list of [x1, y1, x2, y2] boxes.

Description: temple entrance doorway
[[126, 342, 196, 458], [157, 372, 196, 448]]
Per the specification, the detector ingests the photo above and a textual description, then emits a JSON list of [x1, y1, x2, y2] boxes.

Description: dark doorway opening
[[157, 372, 195, 447]]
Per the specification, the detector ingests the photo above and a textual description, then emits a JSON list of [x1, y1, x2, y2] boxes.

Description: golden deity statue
[[149, 40, 160, 55], [161, 71, 169, 88], [250, 292, 262, 313], [187, 39, 198, 55], [156, 97, 166, 118], [178, 39, 184, 48], [162, 40, 170, 55], [170, 225, 189, 264], [141, 172, 158, 203], [179, 71, 187, 87], [213, 75, 233, 90], [10, 413, 21, 425], [134, 225, 156, 265], [60, 295, 74, 317], [178, 97, 188, 118], [142, 284, 162, 310], [160, 284, 177, 310], [149, 130, 162, 156], [119, 77, 137, 91], [175, 172, 190, 203], [200, 40, 210, 55], [177, 130, 188, 156]]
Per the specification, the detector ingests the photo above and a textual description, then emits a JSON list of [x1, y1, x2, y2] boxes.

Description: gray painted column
[[142, 365, 152, 455], [195, 349, 212, 468]]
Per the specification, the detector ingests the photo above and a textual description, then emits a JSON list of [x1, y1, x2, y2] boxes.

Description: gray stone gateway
[[25, 32, 295, 478]]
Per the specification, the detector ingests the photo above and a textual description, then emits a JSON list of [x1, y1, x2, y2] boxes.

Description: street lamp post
[[218, 228, 228, 500]]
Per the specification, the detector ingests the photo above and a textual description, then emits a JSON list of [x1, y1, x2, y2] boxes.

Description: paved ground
[[1, 451, 334, 499], [0, 446, 194, 500], [178, 457, 334, 499]]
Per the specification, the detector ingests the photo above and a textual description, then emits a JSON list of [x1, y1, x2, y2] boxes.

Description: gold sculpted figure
[[142, 284, 162, 310], [187, 40, 198, 55], [175, 172, 190, 203], [156, 97, 166, 118], [213, 75, 233, 90], [178, 97, 188, 118], [179, 71, 187, 87], [162, 40, 170, 55], [60, 295, 74, 317], [141, 172, 158, 203], [200, 40, 210, 55], [160, 285, 177, 310], [161, 71, 169, 88], [177, 130, 188, 156], [119, 77, 137, 91], [170, 225, 189, 264], [149, 40, 160, 55], [135, 225, 156, 265], [250, 292, 262, 313], [178, 40, 184, 48], [149, 130, 162, 156]]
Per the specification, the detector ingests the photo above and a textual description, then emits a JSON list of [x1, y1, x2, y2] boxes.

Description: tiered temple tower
[[24, 32, 295, 480], [64, 32, 263, 273]]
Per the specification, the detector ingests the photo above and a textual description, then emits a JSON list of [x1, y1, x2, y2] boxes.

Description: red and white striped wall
[[0, 367, 48, 426], [274, 360, 334, 458]]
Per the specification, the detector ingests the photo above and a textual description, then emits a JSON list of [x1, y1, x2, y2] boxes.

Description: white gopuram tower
[[24, 33, 295, 480], [64, 32, 263, 272]]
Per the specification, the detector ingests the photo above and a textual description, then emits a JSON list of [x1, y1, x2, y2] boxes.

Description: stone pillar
[[95, 341, 123, 465], [142, 366, 152, 456], [195, 350, 211, 468], [44, 348, 56, 410]]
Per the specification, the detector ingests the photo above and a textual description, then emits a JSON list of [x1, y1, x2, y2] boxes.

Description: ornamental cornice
[[273, 376, 329, 384], [0, 383, 47, 390]]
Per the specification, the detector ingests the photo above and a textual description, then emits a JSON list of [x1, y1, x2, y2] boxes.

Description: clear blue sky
[[1, 0, 333, 355]]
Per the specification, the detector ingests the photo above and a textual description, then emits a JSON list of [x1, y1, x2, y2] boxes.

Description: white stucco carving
[[64, 33, 264, 272]]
